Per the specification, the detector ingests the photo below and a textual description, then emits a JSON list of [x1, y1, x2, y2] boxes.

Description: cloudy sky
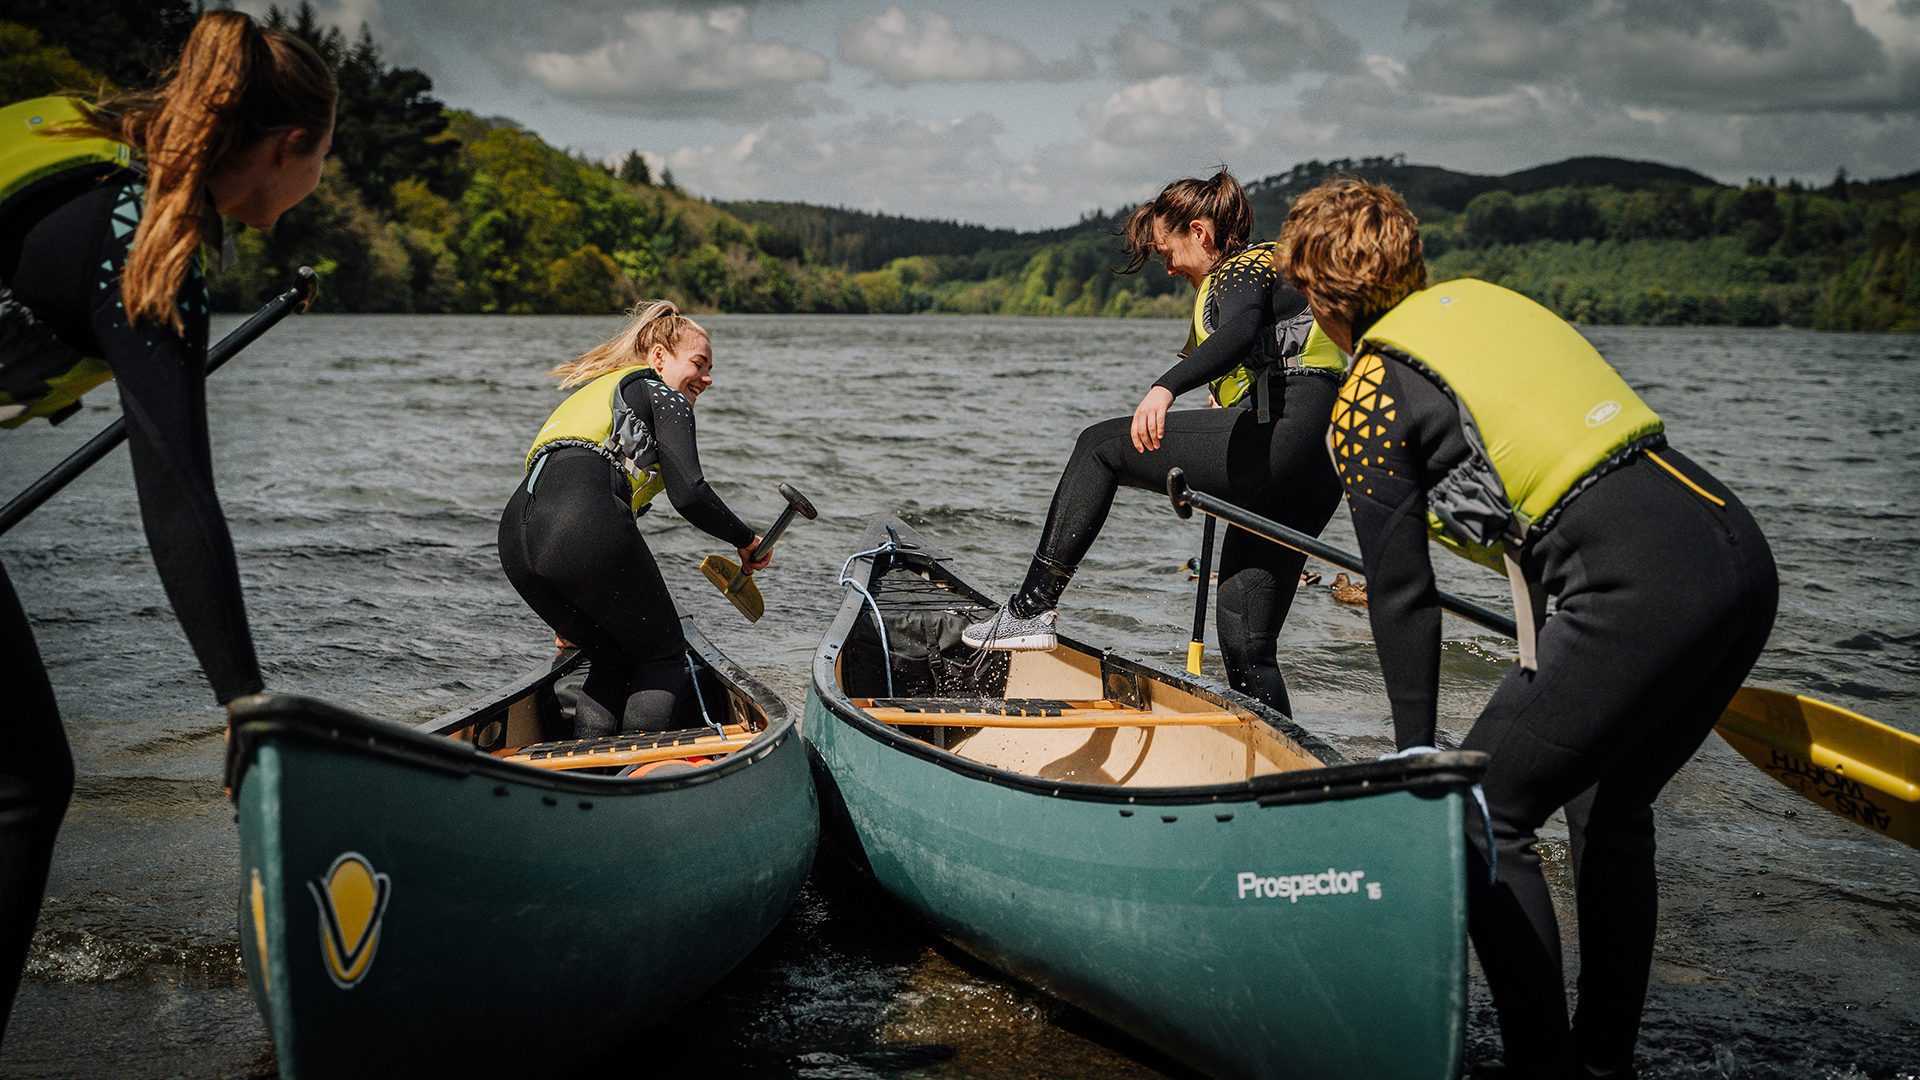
[[246, 0, 1920, 230]]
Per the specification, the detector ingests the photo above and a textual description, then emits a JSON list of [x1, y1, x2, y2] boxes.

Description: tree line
[[3, 1, 1914, 330]]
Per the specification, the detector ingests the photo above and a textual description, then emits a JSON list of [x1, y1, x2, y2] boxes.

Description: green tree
[[1463, 191, 1521, 246], [6, 0, 197, 90], [0, 21, 108, 102], [617, 151, 651, 186], [545, 244, 624, 314]]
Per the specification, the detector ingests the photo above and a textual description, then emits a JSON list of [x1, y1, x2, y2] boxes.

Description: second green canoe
[[805, 520, 1487, 1079]]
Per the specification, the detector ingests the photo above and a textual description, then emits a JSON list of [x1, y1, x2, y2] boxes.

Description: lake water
[[1, 313, 1916, 1077]]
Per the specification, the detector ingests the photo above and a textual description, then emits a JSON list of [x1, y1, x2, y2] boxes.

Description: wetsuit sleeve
[[84, 198, 263, 704], [1333, 356, 1461, 749], [1152, 256, 1304, 397], [632, 380, 756, 549]]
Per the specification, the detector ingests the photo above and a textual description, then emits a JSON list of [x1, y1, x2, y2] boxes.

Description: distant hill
[[730, 156, 1745, 278], [1246, 156, 1725, 225], [766, 154, 1915, 331], [718, 201, 1028, 273], [1500, 157, 1720, 195]]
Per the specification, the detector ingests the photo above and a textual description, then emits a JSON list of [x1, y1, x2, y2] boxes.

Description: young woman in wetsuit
[[1278, 179, 1778, 1078], [0, 11, 333, 1042], [499, 301, 767, 737], [964, 170, 1345, 716]]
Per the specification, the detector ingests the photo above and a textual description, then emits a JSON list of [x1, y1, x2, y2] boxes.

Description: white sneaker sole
[[962, 630, 1058, 652]]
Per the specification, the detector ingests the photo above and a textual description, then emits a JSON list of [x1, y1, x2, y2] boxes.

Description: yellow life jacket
[[0, 96, 134, 429], [1339, 278, 1665, 667], [1184, 243, 1347, 418], [524, 365, 667, 514]]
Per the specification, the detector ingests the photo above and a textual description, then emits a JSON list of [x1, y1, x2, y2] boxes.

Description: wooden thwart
[[854, 697, 1134, 716], [858, 698, 1246, 730], [503, 725, 755, 772]]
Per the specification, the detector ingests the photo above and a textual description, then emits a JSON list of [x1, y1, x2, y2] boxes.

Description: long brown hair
[[550, 300, 709, 388], [1117, 169, 1252, 275], [75, 11, 334, 334]]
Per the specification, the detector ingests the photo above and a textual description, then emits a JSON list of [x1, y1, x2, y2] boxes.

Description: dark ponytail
[[1117, 169, 1252, 275]]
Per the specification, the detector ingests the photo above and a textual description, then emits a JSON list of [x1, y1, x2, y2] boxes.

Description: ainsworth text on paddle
[[1767, 751, 1894, 833]]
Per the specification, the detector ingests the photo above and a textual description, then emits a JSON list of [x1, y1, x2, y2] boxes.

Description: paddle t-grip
[[746, 483, 818, 563], [1166, 468, 1195, 519]]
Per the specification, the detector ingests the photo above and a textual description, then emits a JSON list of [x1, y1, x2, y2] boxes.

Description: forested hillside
[[4, 1, 1915, 330]]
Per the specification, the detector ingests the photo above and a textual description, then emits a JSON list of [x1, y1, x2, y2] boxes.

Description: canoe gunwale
[[229, 616, 798, 800], [811, 518, 1487, 807]]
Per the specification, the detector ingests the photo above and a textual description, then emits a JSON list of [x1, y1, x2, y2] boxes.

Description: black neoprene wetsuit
[[1015, 248, 1342, 716], [0, 170, 260, 1040], [1337, 351, 1778, 1075], [498, 374, 753, 738]]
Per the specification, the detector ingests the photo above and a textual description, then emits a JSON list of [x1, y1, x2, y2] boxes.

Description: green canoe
[[229, 616, 817, 1078], [805, 520, 1488, 1079]]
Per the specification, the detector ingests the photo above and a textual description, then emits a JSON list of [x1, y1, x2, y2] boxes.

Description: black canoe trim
[[811, 519, 1487, 808], [228, 616, 795, 800]]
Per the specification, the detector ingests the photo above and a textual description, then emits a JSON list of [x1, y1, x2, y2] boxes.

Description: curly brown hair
[[1277, 179, 1426, 333]]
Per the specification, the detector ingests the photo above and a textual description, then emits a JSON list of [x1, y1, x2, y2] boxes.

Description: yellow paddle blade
[[700, 554, 764, 622], [1716, 687, 1920, 850]]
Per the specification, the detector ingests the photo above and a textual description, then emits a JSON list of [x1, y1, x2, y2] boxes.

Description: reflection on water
[[1, 315, 1915, 1077]]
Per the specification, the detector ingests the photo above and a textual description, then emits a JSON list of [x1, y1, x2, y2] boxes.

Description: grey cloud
[[1613, 0, 1789, 50], [666, 112, 1058, 225], [1170, 0, 1363, 82], [839, 6, 1094, 87], [1291, 59, 1920, 184], [508, 5, 835, 119], [1109, 21, 1209, 79], [1403, 0, 1909, 113]]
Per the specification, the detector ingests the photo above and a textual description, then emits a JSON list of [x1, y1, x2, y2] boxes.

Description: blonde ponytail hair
[[76, 11, 334, 335], [550, 300, 709, 387]]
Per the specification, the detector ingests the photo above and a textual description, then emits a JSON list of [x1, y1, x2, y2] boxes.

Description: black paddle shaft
[[1190, 513, 1216, 644], [0, 266, 319, 537], [1165, 467, 1519, 638], [745, 482, 818, 562]]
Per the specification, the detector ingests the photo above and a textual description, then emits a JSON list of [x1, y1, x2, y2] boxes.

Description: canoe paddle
[[1187, 515, 1216, 675], [700, 482, 816, 622], [1166, 467, 1920, 851], [0, 266, 319, 537]]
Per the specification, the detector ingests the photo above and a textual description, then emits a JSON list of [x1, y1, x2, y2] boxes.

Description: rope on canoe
[[840, 532, 905, 697], [685, 651, 723, 737]]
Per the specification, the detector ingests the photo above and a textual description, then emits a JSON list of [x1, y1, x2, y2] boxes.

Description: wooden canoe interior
[[835, 559, 1324, 789], [430, 653, 766, 775]]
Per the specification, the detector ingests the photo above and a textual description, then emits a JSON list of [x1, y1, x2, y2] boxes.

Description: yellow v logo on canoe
[[306, 853, 391, 989]]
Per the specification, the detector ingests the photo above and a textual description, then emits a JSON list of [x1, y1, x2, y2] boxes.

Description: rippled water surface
[[1, 314, 1916, 1077]]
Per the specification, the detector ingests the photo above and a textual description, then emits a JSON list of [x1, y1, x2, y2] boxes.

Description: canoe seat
[[503, 724, 754, 771], [856, 698, 1245, 730]]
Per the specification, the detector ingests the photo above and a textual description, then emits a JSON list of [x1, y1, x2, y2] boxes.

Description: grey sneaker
[[961, 606, 1059, 651]]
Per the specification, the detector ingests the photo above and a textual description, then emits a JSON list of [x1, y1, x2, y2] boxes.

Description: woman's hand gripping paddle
[[701, 483, 816, 622], [1166, 467, 1920, 851]]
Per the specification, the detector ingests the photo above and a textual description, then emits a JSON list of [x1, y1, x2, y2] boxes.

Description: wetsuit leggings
[[498, 448, 692, 737], [0, 559, 73, 1042], [1462, 450, 1777, 1074], [1031, 375, 1342, 715]]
